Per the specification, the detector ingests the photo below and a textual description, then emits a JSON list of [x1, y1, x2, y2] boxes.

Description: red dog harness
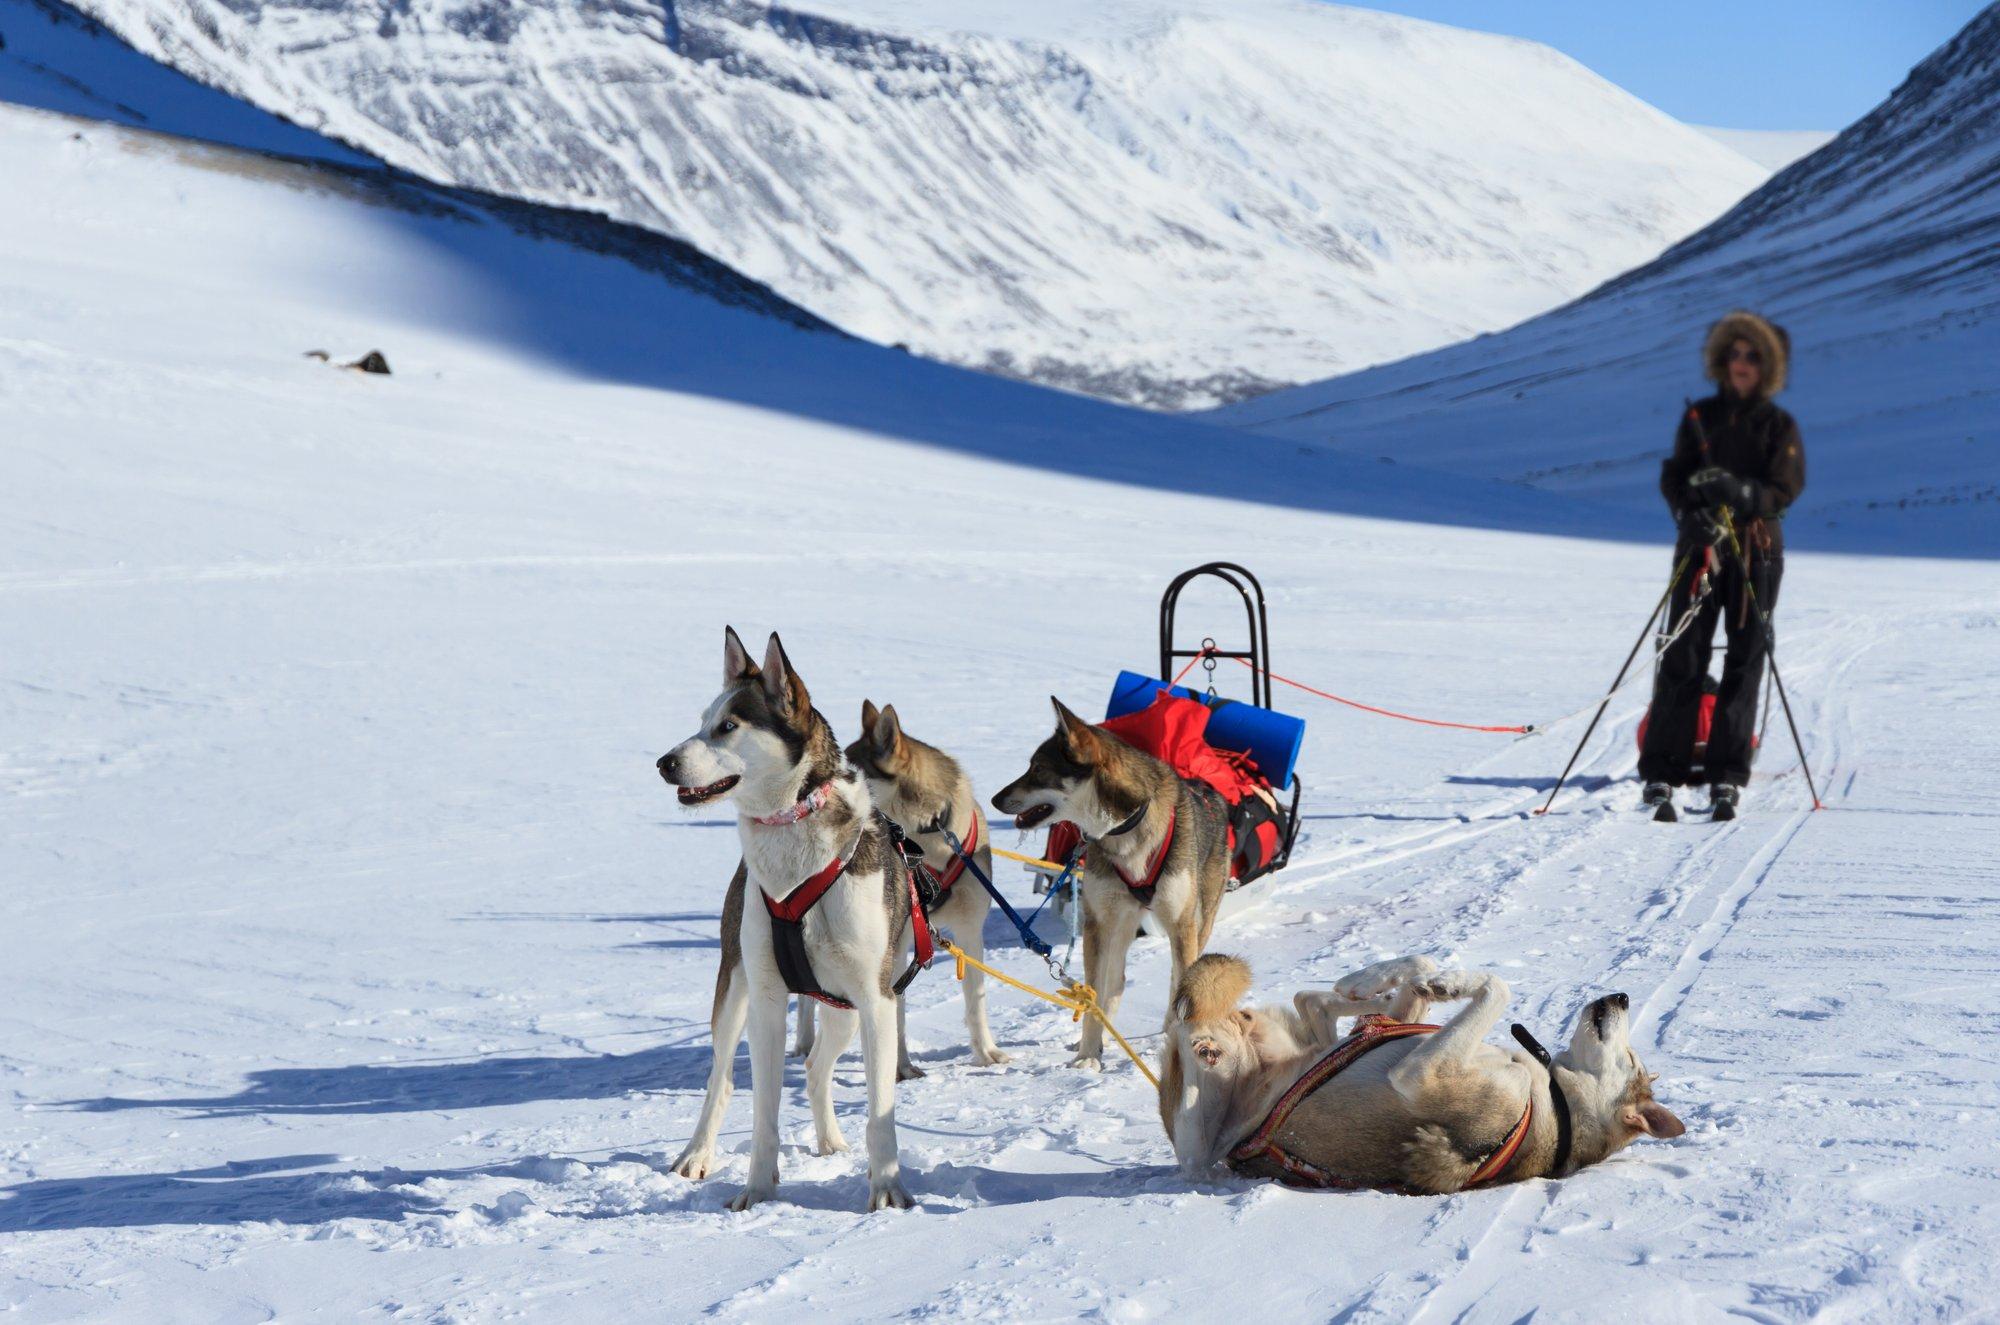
[[761, 823, 936, 1010], [1109, 806, 1176, 904], [1227, 1014, 1532, 1192], [930, 812, 979, 896]]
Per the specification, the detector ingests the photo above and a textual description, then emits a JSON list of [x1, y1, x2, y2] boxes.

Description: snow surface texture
[[5, 28, 2000, 1319], [1692, 125, 1836, 173], [52, 0, 1767, 408], [1221, 7, 2000, 559]]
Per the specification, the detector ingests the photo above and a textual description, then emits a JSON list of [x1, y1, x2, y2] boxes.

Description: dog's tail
[[1171, 953, 1252, 1025]]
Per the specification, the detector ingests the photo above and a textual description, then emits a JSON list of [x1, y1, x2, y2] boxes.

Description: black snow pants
[[1637, 543, 1783, 789]]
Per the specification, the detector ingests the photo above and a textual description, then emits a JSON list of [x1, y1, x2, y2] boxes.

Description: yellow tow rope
[[937, 938, 1159, 1089], [988, 844, 1070, 872]]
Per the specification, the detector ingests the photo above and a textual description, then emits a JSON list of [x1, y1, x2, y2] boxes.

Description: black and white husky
[[656, 629, 917, 1212]]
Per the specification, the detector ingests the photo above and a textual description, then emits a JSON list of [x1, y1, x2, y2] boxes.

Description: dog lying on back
[[1162, 954, 1684, 1192], [992, 698, 1230, 1069]]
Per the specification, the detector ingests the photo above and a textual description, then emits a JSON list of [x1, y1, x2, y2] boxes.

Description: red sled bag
[[1636, 676, 1758, 764], [1042, 689, 1284, 885]]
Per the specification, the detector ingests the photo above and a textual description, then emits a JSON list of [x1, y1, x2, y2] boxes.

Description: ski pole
[[1534, 547, 1693, 817]]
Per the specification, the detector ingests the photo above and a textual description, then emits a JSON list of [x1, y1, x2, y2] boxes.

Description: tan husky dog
[[842, 699, 1009, 1066], [991, 698, 1230, 1069], [1161, 954, 1685, 1192]]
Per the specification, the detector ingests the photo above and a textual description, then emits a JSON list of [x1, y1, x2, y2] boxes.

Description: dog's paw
[[867, 1179, 915, 1212], [1070, 1052, 1105, 1072], [727, 1184, 774, 1213], [896, 1061, 926, 1082], [1335, 955, 1437, 1001], [669, 1147, 715, 1181], [788, 1041, 813, 1060], [971, 1045, 1013, 1067], [814, 1131, 850, 1157], [1413, 970, 1481, 1002]]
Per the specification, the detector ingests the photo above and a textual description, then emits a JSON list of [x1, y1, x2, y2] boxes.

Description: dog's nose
[[1609, 992, 1629, 1011], [656, 754, 674, 778]]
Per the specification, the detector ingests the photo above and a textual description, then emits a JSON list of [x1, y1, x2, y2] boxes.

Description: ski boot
[[1643, 782, 1676, 823], [1710, 784, 1740, 822]]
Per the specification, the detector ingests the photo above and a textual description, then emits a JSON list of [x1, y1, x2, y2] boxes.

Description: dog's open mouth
[[676, 776, 740, 807], [1013, 803, 1055, 831]]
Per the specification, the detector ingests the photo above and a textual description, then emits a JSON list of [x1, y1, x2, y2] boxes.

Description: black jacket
[[1661, 392, 1806, 552]]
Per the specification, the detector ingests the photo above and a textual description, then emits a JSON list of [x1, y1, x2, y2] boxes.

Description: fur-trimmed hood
[[1703, 310, 1790, 397]]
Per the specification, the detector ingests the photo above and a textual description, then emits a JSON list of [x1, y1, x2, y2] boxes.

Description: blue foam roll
[[1105, 670, 1305, 790]]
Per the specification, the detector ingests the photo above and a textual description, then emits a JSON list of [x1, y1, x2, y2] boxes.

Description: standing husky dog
[[656, 629, 917, 1212], [1161, 954, 1685, 1191], [844, 700, 1009, 1067], [991, 698, 1230, 1069]]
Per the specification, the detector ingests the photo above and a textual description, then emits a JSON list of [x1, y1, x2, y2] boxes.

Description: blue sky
[[1349, 1, 1991, 130]]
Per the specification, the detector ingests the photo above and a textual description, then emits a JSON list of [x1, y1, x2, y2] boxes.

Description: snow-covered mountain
[[52, 0, 1767, 408], [1693, 124, 1836, 172], [1221, 5, 2000, 556]]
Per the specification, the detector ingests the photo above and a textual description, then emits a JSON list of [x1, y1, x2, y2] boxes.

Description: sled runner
[[1026, 563, 1305, 905]]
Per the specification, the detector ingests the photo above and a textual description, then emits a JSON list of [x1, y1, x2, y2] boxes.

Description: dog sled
[[1022, 562, 1306, 919]]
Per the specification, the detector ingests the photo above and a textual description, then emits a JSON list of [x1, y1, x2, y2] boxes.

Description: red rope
[[1169, 648, 1528, 734]]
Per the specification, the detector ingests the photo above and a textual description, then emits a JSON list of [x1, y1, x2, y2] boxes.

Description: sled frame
[[1157, 562, 1303, 877]]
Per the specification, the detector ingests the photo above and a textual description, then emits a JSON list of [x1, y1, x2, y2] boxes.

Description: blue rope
[[1020, 849, 1082, 934], [931, 818, 1063, 959]]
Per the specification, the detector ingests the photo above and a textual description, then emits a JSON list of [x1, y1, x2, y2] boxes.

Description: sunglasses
[[1726, 347, 1762, 365]]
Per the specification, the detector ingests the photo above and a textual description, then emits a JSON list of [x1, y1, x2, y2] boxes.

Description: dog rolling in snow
[[1161, 954, 1685, 1192], [992, 697, 1230, 1069], [656, 629, 919, 1211]]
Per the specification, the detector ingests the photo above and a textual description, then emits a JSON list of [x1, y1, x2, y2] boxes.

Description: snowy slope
[[52, 0, 1767, 408], [1693, 124, 1836, 172], [1220, 7, 2000, 557], [5, 42, 2000, 1325]]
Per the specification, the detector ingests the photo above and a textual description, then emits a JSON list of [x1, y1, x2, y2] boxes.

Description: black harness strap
[[761, 817, 937, 1010], [763, 850, 860, 1010], [1510, 1023, 1575, 1178]]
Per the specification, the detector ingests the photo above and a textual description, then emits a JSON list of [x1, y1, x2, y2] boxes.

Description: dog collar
[[752, 780, 835, 827], [1102, 804, 1147, 838], [1510, 1024, 1575, 1177]]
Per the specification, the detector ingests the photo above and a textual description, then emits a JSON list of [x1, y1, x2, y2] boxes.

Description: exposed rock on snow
[[56, 0, 1766, 406]]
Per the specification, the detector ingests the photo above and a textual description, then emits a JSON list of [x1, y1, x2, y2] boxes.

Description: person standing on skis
[[1640, 311, 1806, 821]]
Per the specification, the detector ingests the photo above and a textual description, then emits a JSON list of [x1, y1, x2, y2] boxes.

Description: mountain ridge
[[55, 0, 1766, 407]]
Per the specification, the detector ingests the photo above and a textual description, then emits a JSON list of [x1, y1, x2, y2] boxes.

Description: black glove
[[1688, 466, 1760, 516], [1676, 505, 1720, 541]]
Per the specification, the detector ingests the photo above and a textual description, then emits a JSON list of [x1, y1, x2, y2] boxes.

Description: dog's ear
[[723, 626, 758, 684], [872, 703, 904, 757], [1050, 696, 1100, 763], [1623, 1101, 1686, 1139], [859, 698, 881, 740], [761, 633, 811, 717]]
